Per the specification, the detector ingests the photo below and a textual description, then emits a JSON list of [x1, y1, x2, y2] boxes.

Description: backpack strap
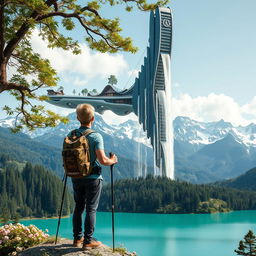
[[79, 129, 96, 171], [71, 129, 95, 138], [81, 129, 95, 137]]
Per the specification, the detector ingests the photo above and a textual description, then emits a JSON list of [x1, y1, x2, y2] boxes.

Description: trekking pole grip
[[109, 152, 114, 163]]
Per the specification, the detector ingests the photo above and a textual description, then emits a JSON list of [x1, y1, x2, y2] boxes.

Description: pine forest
[[0, 154, 73, 221], [99, 176, 256, 214]]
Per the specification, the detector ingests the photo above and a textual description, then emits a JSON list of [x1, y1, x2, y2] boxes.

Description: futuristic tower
[[47, 7, 174, 179]]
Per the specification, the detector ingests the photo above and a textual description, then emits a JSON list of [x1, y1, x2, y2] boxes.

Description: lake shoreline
[[4, 209, 256, 224], [0, 215, 70, 224]]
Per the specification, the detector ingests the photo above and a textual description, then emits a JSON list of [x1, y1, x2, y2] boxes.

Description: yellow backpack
[[62, 129, 95, 178]]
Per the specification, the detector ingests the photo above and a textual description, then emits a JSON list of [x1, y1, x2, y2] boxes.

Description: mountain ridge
[[215, 167, 256, 191], [1, 114, 256, 148], [1, 114, 256, 184]]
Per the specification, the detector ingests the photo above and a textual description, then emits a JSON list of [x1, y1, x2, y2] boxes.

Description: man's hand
[[110, 153, 118, 165]]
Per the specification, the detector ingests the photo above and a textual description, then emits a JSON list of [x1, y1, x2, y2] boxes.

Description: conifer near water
[[235, 230, 256, 256]]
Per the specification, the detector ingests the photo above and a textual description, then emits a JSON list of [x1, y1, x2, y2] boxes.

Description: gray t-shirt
[[68, 126, 104, 179]]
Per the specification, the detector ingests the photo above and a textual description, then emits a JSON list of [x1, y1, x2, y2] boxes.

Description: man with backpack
[[63, 103, 118, 250]]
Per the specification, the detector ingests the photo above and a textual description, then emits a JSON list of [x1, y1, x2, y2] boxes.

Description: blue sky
[[172, 0, 255, 102], [0, 0, 255, 125]]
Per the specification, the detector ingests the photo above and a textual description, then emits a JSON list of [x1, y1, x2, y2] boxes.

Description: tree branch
[[31, 83, 45, 92], [40, 21, 66, 48], [80, 6, 100, 17], [37, 6, 113, 32], [3, 0, 57, 60], [14, 90, 34, 128], [20, 90, 28, 122], [11, 53, 31, 66], [37, 11, 117, 50], [75, 15, 117, 49], [0, 80, 31, 93]]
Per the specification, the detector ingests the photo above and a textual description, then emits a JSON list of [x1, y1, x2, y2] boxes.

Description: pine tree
[[0, 157, 74, 219], [235, 230, 256, 256]]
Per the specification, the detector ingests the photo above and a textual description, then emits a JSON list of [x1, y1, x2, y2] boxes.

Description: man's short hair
[[76, 104, 95, 124]]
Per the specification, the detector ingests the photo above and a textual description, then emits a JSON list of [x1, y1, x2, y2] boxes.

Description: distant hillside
[[186, 133, 254, 181], [215, 167, 256, 191], [0, 127, 63, 177], [99, 176, 256, 214], [0, 155, 73, 219]]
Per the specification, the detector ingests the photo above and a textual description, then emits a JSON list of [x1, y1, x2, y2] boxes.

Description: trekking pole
[[109, 152, 115, 252], [55, 173, 67, 245]]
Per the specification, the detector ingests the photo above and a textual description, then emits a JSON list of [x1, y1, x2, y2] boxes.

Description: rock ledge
[[19, 238, 136, 256]]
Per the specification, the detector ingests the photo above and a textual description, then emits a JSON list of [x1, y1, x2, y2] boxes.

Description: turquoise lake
[[20, 211, 256, 256]]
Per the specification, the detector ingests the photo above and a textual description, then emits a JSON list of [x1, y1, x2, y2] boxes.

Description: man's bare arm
[[96, 149, 118, 166]]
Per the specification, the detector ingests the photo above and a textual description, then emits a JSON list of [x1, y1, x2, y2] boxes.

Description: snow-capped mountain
[[0, 112, 149, 144], [174, 116, 256, 148], [0, 116, 18, 128], [2, 114, 256, 148], [171, 117, 256, 183], [0, 116, 53, 138], [1, 114, 256, 183], [172, 116, 256, 183]]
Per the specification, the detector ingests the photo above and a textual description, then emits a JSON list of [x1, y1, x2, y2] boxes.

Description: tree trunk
[[0, 60, 7, 92]]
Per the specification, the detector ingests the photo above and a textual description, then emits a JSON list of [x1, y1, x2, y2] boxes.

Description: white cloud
[[63, 76, 88, 87], [30, 29, 128, 79], [172, 93, 256, 126], [241, 96, 256, 120]]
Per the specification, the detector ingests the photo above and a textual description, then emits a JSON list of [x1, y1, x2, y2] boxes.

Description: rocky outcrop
[[19, 239, 136, 256]]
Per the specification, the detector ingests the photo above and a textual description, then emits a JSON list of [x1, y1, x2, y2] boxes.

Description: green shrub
[[0, 223, 49, 256]]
